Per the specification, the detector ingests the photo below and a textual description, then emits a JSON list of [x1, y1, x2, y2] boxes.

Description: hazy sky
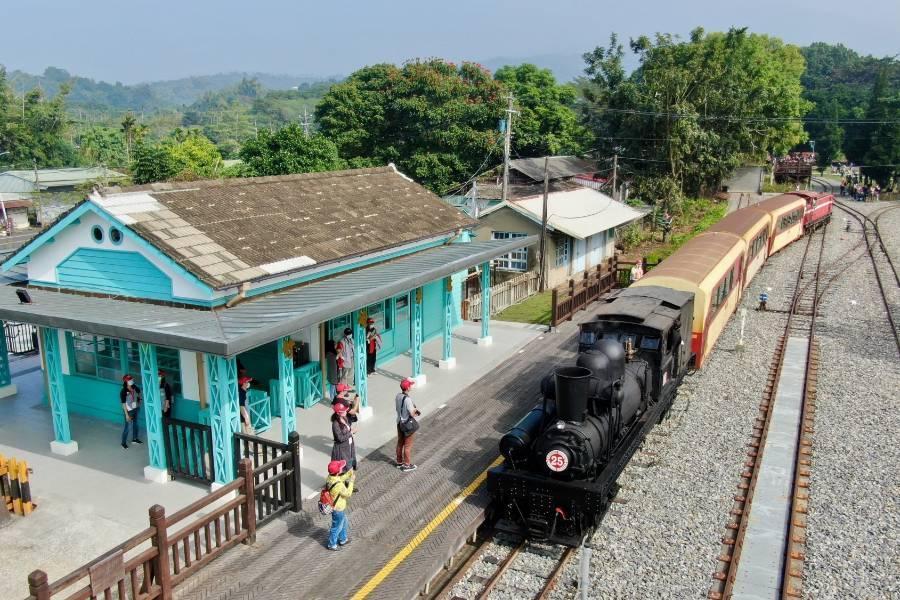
[[1, 0, 897, 82]]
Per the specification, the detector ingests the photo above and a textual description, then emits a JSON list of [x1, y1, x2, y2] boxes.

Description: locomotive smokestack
[[554, 366, 592, 423]]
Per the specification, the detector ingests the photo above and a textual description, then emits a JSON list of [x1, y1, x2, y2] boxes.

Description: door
[[393, 293, 411, 355], [587, 234, 603, 268], [574, 238, 586, 273]]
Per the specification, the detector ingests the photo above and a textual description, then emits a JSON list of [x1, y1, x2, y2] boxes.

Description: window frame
[[67, 332, 182, 393], [555, 236, 570, 267], [491, 231, 529, 272]]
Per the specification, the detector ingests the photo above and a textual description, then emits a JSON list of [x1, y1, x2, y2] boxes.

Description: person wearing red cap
[[238, 376, 253, 434], [365, 318, 382, 375], [120, 375, 143, 449], [395, 378, 421, 472], [335, 328, 355, 386], [159, 370, 174, 419], [331, 402, 357, 471], [331, 383, 359, 422], [325, 459, 355, 550]]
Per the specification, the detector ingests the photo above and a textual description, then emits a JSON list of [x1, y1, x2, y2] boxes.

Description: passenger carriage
[[753, 194, 806, 256], [706, 208, 771, 292], [631, 232, 744, 368]]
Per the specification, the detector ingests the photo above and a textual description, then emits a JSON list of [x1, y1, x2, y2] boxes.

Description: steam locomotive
[[487, 286, 694, 546]]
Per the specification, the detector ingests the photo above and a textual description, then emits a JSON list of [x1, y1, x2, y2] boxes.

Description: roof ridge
[[107, 165, 394, 195]]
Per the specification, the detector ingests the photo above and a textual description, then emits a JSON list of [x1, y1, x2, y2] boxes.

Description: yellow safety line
[[351, 455, 504, 600]]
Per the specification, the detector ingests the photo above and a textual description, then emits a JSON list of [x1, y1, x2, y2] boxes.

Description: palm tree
[[121, 112, 137, 164]]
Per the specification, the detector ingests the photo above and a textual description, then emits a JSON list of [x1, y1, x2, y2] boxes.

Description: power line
[[591, 107, 900, 125]]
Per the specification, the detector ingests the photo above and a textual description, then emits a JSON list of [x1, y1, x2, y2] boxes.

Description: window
[[491, 231, 528, 272], [109, 226, 123, 245], [70, 332, 181, 392], [556, 237, 570, 267], [366, 301, 387, 333], [750, 231, 767, 258], [778, 208, 804, 231], [383, 298, 393, 331], [91, 225, 104, 243], [711, 267, 736, 309]]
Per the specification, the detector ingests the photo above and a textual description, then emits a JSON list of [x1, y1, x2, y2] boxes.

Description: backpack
[[318, 481, 340, 515]]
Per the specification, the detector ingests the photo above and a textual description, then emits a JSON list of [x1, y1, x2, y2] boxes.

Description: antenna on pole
[[300, 107, 312, 136]]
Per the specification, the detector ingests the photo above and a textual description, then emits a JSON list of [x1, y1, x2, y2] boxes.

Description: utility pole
[[501, 94, 516, 203], [538, 156, 550, 292], [611, 154, 618, 201]]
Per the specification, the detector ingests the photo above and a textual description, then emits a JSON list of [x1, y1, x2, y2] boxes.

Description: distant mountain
[[479, 53, 587, 82], [5, 66, 338, 111]]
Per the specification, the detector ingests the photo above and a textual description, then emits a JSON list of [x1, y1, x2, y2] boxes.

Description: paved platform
[[172, 317, 587, 600], [0, 321, 543, 600]]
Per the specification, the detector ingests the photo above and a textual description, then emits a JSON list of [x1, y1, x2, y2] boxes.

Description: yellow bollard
[[18, 461, 32, 515], [9, 457, 22, 516], [0, 454, 9, 511]]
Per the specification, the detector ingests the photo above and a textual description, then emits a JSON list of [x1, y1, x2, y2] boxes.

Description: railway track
[[709, 222, 827, 599], [425, 531, 576, 600]]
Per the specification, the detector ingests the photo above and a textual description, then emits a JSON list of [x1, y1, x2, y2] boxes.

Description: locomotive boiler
[[488, 286, 694, 546]]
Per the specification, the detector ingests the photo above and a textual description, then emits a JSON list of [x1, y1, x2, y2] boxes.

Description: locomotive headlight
[[555, 421, 566, 430]]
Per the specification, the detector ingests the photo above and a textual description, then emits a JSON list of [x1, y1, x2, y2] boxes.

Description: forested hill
[[6, 67, 332, 110]]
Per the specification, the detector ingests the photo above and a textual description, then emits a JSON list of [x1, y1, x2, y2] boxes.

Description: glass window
[[156, 346, 182, 395], [91, 225, 104, 243], [556, 237, 570, 267], [640, 337, 660, 350], [366, 301, 386, 332], [491, 231, 528, 272], [72, 333, 98, 377], [384, 298, 393, 330], [109, 226, 123, 245]]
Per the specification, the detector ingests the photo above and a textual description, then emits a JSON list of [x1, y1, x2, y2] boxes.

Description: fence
[[551, 260, 618, 327], [234, 431, 302, 526], [4, 322, 38, 354], [162, 418, 214, 485], [26, 459, 256, 600], [614, 259, 660, 288], [463, 271, 540, 320]]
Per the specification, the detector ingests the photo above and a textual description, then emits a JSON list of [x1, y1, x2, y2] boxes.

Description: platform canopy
[[0, 237, 536, 356]]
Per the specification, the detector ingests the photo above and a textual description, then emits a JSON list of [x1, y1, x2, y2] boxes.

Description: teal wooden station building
[[0, 166, 536, 485]]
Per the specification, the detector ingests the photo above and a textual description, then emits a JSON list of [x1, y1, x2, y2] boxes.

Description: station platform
[[172, 317, 586, 600]]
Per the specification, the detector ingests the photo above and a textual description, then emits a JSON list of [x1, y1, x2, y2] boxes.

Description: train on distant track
[[487, 191, 833, 546]]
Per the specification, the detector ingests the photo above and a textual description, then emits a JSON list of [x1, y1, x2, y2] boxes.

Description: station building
[[0, 166, 535, 486]]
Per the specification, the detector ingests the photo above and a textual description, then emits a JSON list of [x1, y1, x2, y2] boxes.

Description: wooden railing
[[234, 431, 302, 526], [26, 459, 256, 600], [162, 417, 214, 485], [463, 271, 540, 320], [551, 260, 618, 327], [614, 259, 660, 288]]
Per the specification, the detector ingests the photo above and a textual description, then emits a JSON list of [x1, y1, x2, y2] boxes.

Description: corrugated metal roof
[[753, 193, 806, 214], [0, 167, 126, 192], [509, 156, 596, 182], [0, 237, 536, 356], [507, 188, 647, 239], [707, 207, 770, 238]]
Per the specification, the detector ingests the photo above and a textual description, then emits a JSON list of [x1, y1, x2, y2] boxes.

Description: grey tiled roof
[[100, 166, 475, 289]]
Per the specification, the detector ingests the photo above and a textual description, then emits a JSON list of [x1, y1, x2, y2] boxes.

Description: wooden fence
[[162, 418, 214, 485], [234, 431, 301, 526], [551, 260, 618, 327], [463, 271, 540, 320], [26, 459, 256, 600]]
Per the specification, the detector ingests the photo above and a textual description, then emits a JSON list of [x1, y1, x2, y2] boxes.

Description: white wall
[[179, 350, 200, 400], [26, 210, 215, 302]]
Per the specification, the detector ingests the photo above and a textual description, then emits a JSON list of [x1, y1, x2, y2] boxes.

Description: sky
[[1, 0, 898, 83]]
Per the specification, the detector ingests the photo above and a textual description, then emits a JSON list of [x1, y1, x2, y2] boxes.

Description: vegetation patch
[[495, 291, 553, 326]]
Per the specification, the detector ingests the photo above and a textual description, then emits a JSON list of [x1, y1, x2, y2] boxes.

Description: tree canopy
[[239, 125, 345, 176], [493, 63, 588, 157], [582, 28, 810, 197], [316, 60, 506, 192], [131, 129, 222, 184]]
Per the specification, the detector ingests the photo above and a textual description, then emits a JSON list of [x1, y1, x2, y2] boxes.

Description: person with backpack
[[322, 460, 355, 551], [395, 378, 421, 472]]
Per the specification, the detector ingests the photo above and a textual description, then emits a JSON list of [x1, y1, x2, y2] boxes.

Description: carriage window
[[640, 337, 660, 350]]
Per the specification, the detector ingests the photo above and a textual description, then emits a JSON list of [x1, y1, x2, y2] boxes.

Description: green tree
[[316, 60, 505, 192], [76, 126, 127, 166], [861, 63, 900, 185], [493, 63, 589, 156], [131, 129, 222, 184], [582, 28, 810, 195], [239, 124, 345, 176]]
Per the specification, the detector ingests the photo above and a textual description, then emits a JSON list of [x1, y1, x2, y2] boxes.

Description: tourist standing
[[325, 339, 339, 400], [238, 376, 253, 434], [336, 328, 355, 385], [365, 318, 381, 375], [630, 257, 644, 284], [395, 378, 421, 472], [159, 370, 174, 419], [325, 459, 355, 551], [331, 403, 357, 471], [120, 375, 142, 449]]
